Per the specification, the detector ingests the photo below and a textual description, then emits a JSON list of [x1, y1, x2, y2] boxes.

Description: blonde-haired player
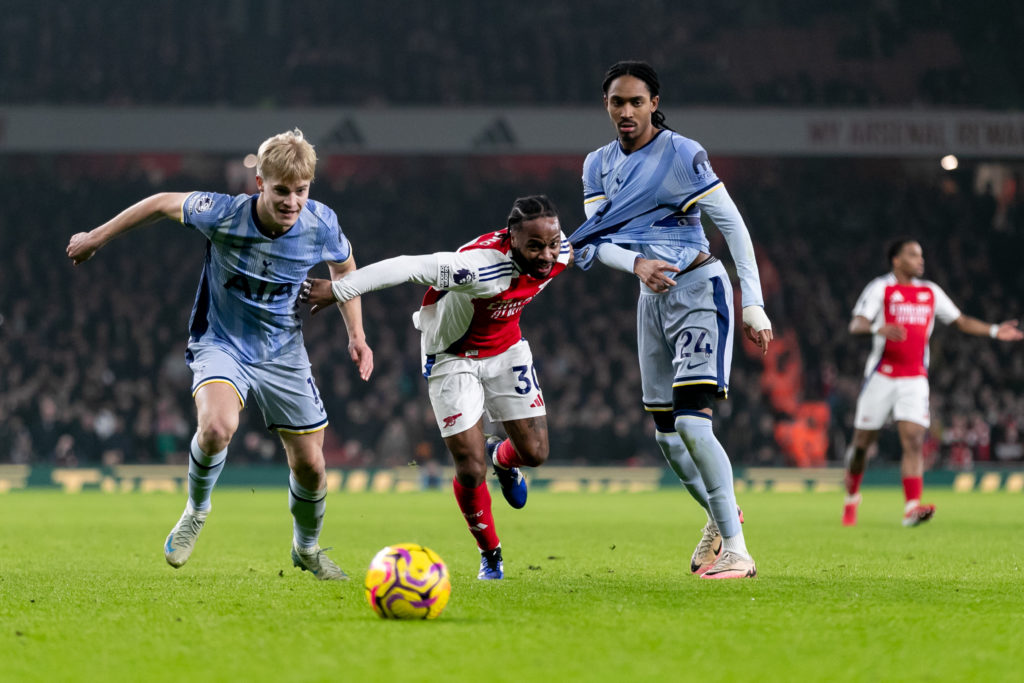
[[67, 128, 374, 579]]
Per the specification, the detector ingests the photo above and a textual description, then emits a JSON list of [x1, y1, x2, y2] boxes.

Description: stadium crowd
[[3, 1, 1022, 109], [3, 2, 1023, 471], [2, 156, 1022, 470]]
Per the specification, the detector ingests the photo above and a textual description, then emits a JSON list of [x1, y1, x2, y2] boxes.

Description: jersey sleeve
[[181, 192, 240, 238], [582, 149, 607, 217], [670, 137, 722, 212], [697, 186, 764, 308], [557, 231, 572, 266], [330, 249, 514, 303], [930, 282, 962, 324], [435, 249, 516, 297], [311, 201, 352, 264], [852, 278, 885, 322]]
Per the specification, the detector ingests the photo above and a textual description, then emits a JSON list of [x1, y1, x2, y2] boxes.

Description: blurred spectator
[[993, 418, 1023, 462], [2, 155, 1022, 469], [2, 2, 1021, 109], [28, 396, 66, 463]]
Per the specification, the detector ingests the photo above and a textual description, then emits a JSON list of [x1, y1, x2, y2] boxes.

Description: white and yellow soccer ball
[[364, 543, 451, 620]]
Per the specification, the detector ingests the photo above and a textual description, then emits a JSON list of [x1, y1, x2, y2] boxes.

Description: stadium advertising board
[[4, 107, 1024, 157]]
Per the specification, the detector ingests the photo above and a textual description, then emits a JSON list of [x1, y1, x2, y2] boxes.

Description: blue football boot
[[478, 545, 504, 580], [486, 434, 527, 509]]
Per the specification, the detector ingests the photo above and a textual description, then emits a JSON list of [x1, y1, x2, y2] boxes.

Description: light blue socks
[[655, 430, 712, 514], [675, 413, 742, 539], [288, 473, 327, 550], [187, 433, 226, 512]]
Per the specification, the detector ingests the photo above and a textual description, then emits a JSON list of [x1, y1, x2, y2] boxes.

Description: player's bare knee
[[901, 440, 925, 461], [507, 431, 548, 466], [289, 460, 325, 490], [901, 432, 925, 450], [453, 466, 486, 488], [451, 452, 487, 486], [197, 422, 235, 454], [852, 429, 877, 451], [521, 438, 549, 467]]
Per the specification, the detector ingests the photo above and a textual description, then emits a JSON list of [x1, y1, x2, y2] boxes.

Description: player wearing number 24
[[302, 195, 571, 580], [568, 61, 772, 579]]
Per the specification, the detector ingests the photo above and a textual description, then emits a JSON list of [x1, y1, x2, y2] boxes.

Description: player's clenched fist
[[300, 277, 337, 315], [67, 231, 102, 265]]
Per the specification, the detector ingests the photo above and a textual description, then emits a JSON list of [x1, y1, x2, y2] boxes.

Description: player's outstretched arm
[[302, 254, 443, 314], [66, 192, 191, 265], [849, 315, 907, 341], [327, 257, 374, 381], [954, 315, 1024, 341]]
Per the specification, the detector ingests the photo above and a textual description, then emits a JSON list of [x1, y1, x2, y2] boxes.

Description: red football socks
[[452, 477, 499, 551], [845, 471, 863, 496], [495, 438, 525, 469], [902, 476, 923, 504]]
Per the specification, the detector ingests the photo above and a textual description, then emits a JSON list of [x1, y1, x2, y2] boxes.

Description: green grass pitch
[[2, 488, 1021, 682]]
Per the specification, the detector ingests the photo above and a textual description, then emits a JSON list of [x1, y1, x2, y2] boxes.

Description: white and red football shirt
[[414, 230, 571, 361], [852, 273, 960, 378]]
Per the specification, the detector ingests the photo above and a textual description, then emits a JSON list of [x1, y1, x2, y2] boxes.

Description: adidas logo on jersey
[[529, 394, 544, 408], [890, 291, 905, 302]]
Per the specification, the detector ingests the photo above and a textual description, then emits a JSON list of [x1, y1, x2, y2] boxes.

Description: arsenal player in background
[[843, 238, 1022, 527]]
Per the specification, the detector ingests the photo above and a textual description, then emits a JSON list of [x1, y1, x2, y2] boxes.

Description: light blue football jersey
[[573, 130, 721, 272], [181, 192, 351, 363]]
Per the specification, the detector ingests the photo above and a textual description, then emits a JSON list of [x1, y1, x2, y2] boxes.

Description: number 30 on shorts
[[511, 364, 541, 395]]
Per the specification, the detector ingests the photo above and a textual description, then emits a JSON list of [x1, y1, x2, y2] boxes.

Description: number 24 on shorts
[[680, 329, 713, 368]]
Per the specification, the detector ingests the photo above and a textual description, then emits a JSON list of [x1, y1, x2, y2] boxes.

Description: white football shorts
[[426, 339, 546, 437], [853, 373, 931, 430]]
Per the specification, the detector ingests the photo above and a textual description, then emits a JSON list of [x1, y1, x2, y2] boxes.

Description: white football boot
[[164, 504, 208, 568], [292, 544, 349, 581], [700, 550, 757, 580], [690, 521, 722, 575]]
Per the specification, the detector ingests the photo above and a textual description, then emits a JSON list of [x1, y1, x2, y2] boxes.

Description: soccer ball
[[364, 543, 451, 620]]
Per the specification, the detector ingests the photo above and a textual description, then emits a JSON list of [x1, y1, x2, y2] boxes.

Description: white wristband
[[990, 324, 999, 339], [870, 321, 883, 335], [742, 305, 772, 332]]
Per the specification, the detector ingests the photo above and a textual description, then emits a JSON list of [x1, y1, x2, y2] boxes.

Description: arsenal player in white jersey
[[302, 195, 571, 579], [843, 239, 1021, 527]]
